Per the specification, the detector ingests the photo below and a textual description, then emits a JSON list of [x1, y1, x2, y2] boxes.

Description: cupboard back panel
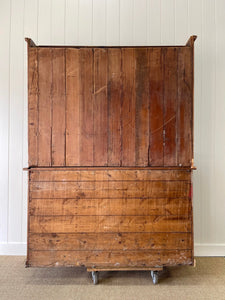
[[28, 46, 193, 167], [27, 168, 193, 268]]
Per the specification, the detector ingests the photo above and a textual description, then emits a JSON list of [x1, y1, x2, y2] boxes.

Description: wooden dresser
[[25, 36, 197, 284]]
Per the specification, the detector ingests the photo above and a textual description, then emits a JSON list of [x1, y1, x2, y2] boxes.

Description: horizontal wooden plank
[[27, 249, 193, 267], [30, 181, 191, 198], [29, 215, 191, 233], [29, 232, 192, 251], [29, 197, 191, 216], [30, 169, 191, 182]]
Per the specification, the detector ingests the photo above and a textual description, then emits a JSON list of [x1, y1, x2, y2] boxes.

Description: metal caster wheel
[[151, 271, 159, 285], [91, 271, 99, 285]]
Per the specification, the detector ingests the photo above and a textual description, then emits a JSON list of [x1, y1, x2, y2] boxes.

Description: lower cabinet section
[[27, 168, 193, 268]]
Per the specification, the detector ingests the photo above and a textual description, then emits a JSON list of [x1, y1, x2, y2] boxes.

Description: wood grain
[[29, 197, 191, 216], [107, 49, 121, 166], [28, 47, 38, 166], [52, 49, 66, 166], [38, 48, 52, 166], [121, 49, 136, 166], [29, 232, 192, 250], [30, 169, 191, 182], [28, 249, 193, 267], [93, 49, 108, 166], [149, 48, 164, 166], [29, 215, 191, 233], [65, 49, 80, 165]]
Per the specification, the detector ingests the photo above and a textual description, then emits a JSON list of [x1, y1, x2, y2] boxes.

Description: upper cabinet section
[[26, 36, 196, 167]]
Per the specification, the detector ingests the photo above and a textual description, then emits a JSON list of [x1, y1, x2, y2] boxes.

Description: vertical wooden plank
[[121, 48, 135, 166], [66, 48, 80, 166], [92, 0, 106, 45], [108, 49, 122, 166], [65, 0, 79, 45], [52, 49, 66, 166], [51, 0, 65, 45], [149, 48, 164, 166], [163, 48, 178, 166], [0, 0, 10, 242], [120, 0, 133, 45], [38, 48, 52, 166], [177, 48, 192, 166], [133, 0, 147, 45], [28, 48, 38, 166], [93, 49, 108, 166], [79, 49, 94, 166], [106, 0, 120, 45], [78, 0, 93, 45], [161, 0, 175, 45], [135, 48, 149, 166]]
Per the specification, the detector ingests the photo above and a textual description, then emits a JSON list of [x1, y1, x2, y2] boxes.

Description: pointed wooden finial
[[25, 37, 37, 47], [186, 35, 197, 47]]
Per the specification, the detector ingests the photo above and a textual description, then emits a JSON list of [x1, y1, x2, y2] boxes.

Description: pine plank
[[28, 47, 38, 166], [107, 48, 122, 166], [93, 49, 108, 166], [149, 48, 164, 166], [121, 48, 136, 166], [29, 215, 191, 233], [52, 48, 66, 166], [29, 232, 192, 250], [65, 48, 80, 165], [38, 48, 52, 166], [28, 249, 193, 267]]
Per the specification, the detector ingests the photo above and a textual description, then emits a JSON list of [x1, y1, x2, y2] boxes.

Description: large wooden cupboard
[[25, 36, 197, 284]]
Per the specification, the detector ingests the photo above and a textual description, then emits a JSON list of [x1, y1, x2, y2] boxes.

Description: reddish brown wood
[[52, 49, 66, 166], [28, 47, 38, 166], [163, 48, 178, 166], [107, 48, 122, 166], [135, 48, 149, 166], [121, 48, 136, 166], [38, 48, 52, 166], [65, 49, 80, 165], [79, 49, 94, 166], [149, 48, 164, 166], [93, 49, 108, 166]]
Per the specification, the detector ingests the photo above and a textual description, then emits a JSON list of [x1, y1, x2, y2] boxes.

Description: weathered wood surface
[[29, 197, 191, 216], [28, 250, 193, 268], [29, 232, 192, 250], [27, 46, 194, 167]]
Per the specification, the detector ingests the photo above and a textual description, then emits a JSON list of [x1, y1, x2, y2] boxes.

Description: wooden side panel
[[93, 49, 108, 166], [28, 48, 38, 166], [65, 49, 80, 165], [29, 232, 192, 250], [121, 49, 136, 166], [29, 215, 191, 233], [52, 49, 66, 166], [29, 197, 191, 216], [149, 49, 164, 166], [38, 48, 52, 166], [28, 249, 192, 267], [79, 49, 94, 166], [178, 47, 193, 166], [30, 169, 191, 182], [30, 181, 191, 198], [163, 48, 178, 166], [107, 49, 121, 166], [135, 49, 149, 166]]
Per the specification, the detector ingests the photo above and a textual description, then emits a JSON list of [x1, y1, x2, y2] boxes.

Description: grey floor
[[0, 256, 225, 300]]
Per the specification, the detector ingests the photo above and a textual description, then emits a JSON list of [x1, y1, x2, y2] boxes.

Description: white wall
[[0, 0, 225, 256]]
